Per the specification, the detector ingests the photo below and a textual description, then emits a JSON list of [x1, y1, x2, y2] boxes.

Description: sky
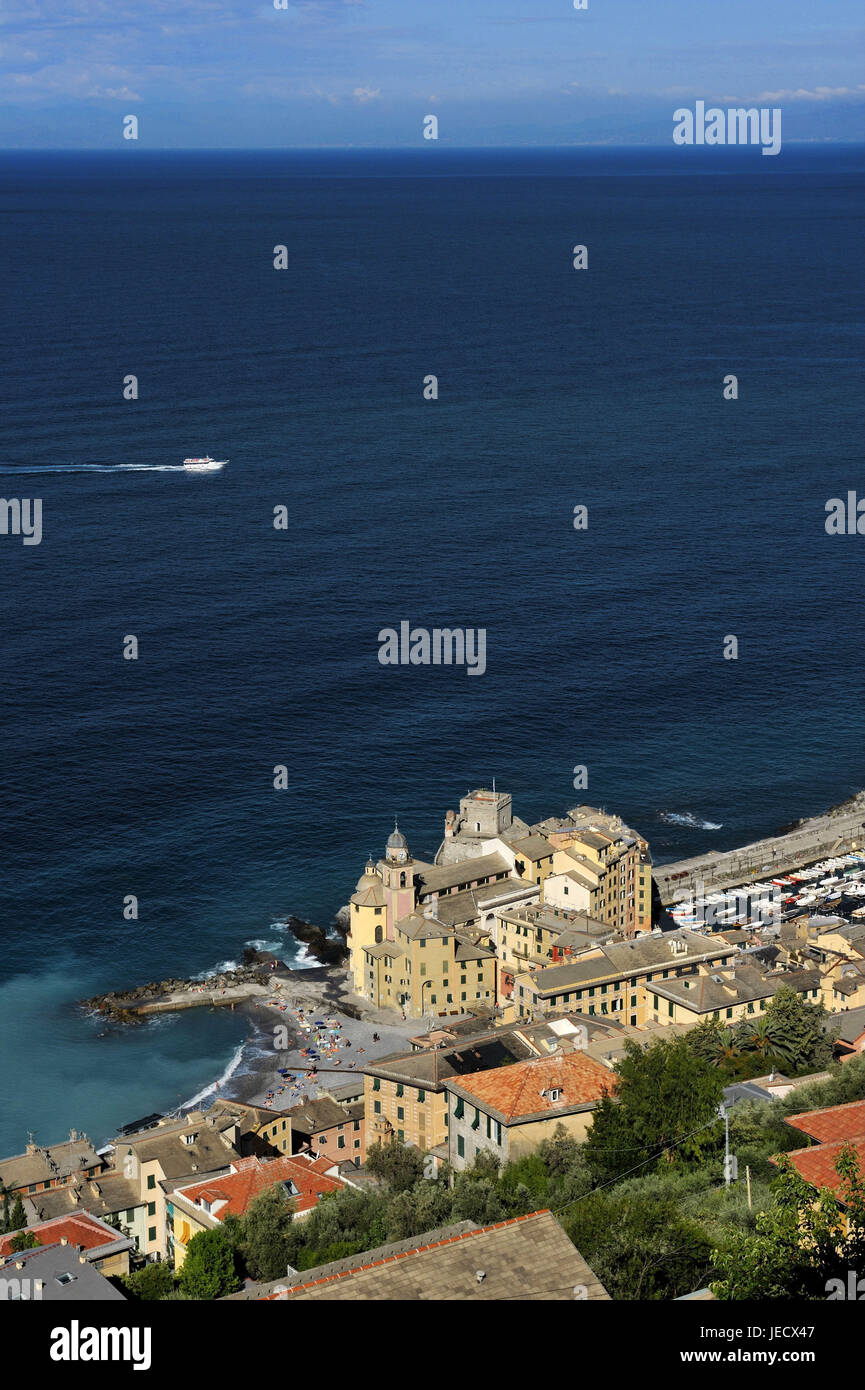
[[0, 0, 863, 148]]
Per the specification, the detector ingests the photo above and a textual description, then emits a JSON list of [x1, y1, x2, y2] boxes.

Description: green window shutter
[[373, 1077, 380, 1091], [454, 1097, 464, 1119]]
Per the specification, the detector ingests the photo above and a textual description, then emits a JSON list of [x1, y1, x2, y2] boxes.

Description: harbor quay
[[656, 793, 865, 908]]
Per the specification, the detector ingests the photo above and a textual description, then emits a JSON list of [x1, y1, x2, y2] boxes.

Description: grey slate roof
[[264, 1210, 610, 1301]]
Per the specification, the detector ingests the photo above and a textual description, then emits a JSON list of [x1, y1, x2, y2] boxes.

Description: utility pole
[[746, 1165, 752, 1210], [718, 1102, 736, 1187]]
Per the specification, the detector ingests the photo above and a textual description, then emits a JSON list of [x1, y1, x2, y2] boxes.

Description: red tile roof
[[176, 1154, 342, 1219], [448, 1050, 613, 1121], [785, 1099, 865, 1145], [0, 1213, 120, 1258], [784, 1139, 865, 1197], [779, 1100, 865, 1200]]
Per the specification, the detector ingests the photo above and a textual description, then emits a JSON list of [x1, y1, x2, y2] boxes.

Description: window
[[372, 1077, 380, 1091], [417, 1090, 425, 1103], [147, 1202, 156, 1217], [397, 1130, 404, 1143], [457, 1136, 465, 1158], [396, 1084, 404, 1097], [471, 1108, 480, 1131], [397, 1107, 404, 1121], [353, 1119, 361, 1130], [338, 1137, 345, 1149], [374, 1101, 381, 1114], [148, 1227, 156, 1243], [454, 1097, 464, 1119], [146, 1174, 155, 1190]]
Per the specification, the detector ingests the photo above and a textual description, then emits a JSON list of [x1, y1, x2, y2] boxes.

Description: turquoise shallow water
[[0, 146, 863, 1153]]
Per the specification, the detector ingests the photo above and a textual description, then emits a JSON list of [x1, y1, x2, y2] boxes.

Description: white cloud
[[352, 86, 380, 103]]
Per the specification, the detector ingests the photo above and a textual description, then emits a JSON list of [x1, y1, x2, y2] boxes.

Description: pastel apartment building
[[171, 1154, 344, 1268], [287, 1095, 366, 1166], [645, 964, 823, 1027], [363, 1028, 535, 1152], [510, 928, 737, 1026], [444, 1051, 615, 1170]]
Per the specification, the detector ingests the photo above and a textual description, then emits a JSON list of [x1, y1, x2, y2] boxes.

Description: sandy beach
[[217, 964, 419, 1113]]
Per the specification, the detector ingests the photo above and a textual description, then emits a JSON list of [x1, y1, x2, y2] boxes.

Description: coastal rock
[[284, 914, 348, 966]]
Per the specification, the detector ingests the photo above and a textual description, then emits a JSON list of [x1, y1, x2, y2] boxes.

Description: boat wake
[[0, 464, 190, 474], [659, 810, 723, 830]]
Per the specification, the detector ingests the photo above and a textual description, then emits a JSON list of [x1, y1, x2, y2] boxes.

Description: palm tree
[[692, 1022, 741, 1067], [735, 1015, 775, 1058]]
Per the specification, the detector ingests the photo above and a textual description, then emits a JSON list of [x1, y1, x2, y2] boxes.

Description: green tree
[[734, 1014, 778, 1059], [562, 1190, 713, 1300], [365, 1141, 426, 1193], [8, 1195, 27, 1233], [760, 985, 834, 1073], [123, 1262, 176, 1301], [241, 1185, 295, 1282], [9, 1230, 40, 1252], [178, 1228, 239, 1300], [712, 1148, 865, 1299], [688, 1019, 741, 1068], [286, 1187, 389, 1270], [583, 1037, 724, 1182]]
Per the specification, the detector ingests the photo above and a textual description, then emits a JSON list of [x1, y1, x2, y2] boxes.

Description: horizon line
[[1, 140, 863, 154]]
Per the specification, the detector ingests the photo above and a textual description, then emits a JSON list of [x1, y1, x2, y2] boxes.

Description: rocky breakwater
[[82, 958, 276, 1023]]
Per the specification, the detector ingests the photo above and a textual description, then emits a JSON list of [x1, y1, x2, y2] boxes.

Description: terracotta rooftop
[[174, 1153, 341, 1219], [445, 1050, 613, 1122], [785, 1099, 865, 1145], [0, 1211, 131, 1259], [783, 1139, 865, 1197], [779, 1100, 865, 1200], [264, 1209, 609, 1301]]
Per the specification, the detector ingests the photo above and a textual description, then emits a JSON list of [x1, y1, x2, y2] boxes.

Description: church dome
[[387, 827, 407, 852], [355, 858, 378, 891]]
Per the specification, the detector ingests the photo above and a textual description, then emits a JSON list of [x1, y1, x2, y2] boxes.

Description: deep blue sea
[[1, 147, 863, 1156]]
